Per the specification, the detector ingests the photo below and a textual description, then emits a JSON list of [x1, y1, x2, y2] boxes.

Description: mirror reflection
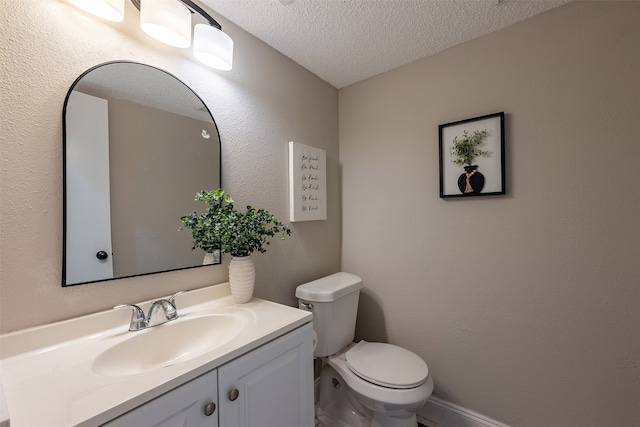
[[63, 61, 221, 286]]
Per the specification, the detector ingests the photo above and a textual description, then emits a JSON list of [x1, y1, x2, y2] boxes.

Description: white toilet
[[296, 272, 434, 427]]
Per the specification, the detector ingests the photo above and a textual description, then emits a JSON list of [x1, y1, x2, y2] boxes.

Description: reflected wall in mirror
[[63, 61, 221, 286]]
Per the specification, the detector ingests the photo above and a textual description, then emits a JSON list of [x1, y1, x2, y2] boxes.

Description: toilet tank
[[295, 272, 363, 357]]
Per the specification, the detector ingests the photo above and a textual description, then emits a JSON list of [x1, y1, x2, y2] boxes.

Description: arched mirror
[[63, 61, 221, 286]]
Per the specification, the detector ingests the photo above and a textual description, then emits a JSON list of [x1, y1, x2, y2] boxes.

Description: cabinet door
[[103, 370, 218, 427], [218, 324, 314, 427]]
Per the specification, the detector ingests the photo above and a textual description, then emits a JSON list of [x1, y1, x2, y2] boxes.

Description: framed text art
[[439, 112, 505, 198], [288, 141, 327, 221]]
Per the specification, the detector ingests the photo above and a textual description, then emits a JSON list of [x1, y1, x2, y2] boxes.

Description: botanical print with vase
[[450, 130, 490, 195]]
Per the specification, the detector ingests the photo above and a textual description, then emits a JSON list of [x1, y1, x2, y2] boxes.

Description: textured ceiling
[[200, 0, 572, 88]]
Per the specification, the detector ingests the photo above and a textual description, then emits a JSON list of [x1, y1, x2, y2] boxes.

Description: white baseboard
[[418, 396, 511, 427]]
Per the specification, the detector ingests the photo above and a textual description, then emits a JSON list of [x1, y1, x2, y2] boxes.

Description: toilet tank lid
[[295, 272, 363, 302]]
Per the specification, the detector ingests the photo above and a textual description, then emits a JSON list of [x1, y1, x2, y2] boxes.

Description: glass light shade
[[140, 0, 191, 48], [68, 0, 125, 22], [193, 24, 234, 71]]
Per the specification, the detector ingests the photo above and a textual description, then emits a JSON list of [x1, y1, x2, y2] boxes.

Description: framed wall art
[[288, 141, 327, 221], [439, 112, 505, 198]]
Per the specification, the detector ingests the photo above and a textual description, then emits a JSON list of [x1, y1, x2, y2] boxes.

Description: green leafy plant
[[450, 129, 490, 166], [180, 189, 291, 258]]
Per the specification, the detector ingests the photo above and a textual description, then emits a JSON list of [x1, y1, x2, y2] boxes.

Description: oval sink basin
[[92, 314, 245, 377]]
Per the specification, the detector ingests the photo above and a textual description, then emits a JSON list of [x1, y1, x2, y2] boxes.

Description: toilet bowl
[[296, 273, 434, 427], [318, 342, 434, 427]]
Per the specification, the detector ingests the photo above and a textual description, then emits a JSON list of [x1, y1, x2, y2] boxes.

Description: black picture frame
[[439, 112, 505, 198]]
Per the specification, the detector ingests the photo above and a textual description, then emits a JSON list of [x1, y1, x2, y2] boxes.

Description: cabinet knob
[[229, 388, 239, 401], [96, 251, 109, 260], [204, 402, 216, 416]]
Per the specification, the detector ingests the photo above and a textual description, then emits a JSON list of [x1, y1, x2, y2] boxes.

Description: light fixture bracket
[[130, 0, 222, 29]]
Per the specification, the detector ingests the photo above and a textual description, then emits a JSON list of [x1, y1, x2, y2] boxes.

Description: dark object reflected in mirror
[[63, 61, 221, 287]]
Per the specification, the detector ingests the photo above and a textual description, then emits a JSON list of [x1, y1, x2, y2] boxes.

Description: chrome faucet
[[115, 290, 190, 331]]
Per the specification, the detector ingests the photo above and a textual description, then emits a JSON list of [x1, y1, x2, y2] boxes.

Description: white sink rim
[[0, 283, 312, 427], [91, 313, 246, 377]]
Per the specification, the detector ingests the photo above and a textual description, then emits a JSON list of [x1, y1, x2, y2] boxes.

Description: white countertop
[[0, 283, 312, 427]]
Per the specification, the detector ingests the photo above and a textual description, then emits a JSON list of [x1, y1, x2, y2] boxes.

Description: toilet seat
[[345, 341, 428, 389]]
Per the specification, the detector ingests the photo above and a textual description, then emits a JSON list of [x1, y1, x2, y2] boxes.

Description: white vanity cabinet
[[218, 322, 314, 427], [103, 324, 314, 427], [0, 285, 314, 427], [103, 370, 219, 427]]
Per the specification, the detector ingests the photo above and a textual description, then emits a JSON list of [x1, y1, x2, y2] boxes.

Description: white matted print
[[289, 142, 327, 221], [439, 112, 505, 198]]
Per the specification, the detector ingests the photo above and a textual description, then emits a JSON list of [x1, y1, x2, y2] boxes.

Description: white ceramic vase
[[228, 255, 255, 303]]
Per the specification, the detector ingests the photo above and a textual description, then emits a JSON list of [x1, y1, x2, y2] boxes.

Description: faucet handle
[[114, 304, 147, 331], [169, 290, 190, 307]]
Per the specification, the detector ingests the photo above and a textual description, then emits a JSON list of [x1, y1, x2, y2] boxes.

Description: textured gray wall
[[0, 0, 340, 332], [340, 2, 639, 426]]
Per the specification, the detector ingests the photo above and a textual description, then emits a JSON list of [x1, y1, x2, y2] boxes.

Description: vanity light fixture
[[140, 0, 192, 48], [135, 0, 233, 70], [68, 0, 234, 70], [193, 23, 233, 71]]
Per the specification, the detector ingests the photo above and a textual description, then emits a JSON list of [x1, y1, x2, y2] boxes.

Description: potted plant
[[450, 129, 490, 194], [180, 189, 291, 303]]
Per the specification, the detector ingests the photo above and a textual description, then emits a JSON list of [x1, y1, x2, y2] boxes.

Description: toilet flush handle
[[300, 302, 313, 311]]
